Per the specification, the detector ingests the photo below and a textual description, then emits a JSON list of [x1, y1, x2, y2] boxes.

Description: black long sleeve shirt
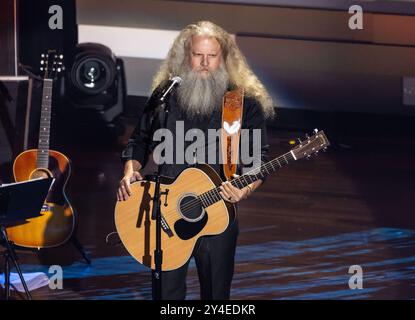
[[121, 91, 269, 182]]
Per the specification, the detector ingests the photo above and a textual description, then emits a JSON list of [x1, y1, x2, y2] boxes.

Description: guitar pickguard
[[174, 214, 208, 240]]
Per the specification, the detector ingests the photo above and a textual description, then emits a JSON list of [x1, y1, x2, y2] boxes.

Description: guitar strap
[[221, 88, 244, 181]]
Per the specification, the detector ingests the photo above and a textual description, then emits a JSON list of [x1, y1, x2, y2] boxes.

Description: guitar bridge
[[161, 215, 174, 238]]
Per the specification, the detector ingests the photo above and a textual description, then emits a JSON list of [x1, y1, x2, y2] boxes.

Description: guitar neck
[[36, 78, 53, 168], [199, 151, 296, 207]]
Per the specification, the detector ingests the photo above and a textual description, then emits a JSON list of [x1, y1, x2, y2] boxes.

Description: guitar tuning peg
[[297, 138, 302, 144], [305, 134, 310, 139], [313, 128, 319, 134]]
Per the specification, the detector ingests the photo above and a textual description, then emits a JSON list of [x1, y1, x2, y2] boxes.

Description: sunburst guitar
[[6, 50, 75, 248], [115, 130, 330, 271]]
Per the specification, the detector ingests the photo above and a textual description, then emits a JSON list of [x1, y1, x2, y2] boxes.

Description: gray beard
[[177, 65, 229, 118]]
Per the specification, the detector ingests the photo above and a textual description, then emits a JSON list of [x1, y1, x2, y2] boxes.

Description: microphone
[[159, 76, 182, 102]]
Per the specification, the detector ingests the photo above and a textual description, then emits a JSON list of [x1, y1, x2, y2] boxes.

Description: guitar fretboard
[[198, 151, 295, 207], [36, 79, 53, 168]]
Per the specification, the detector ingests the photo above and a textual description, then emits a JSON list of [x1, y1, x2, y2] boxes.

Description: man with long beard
[[117, 21, 274, 300]]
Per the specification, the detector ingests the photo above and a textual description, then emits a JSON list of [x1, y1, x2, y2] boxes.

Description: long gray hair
[[152, 21, 275, 118]]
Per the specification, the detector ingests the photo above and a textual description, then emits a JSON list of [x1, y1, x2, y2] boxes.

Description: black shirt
[[121, 91, 269, 181]]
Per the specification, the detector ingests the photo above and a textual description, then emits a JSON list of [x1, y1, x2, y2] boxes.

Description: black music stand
[[0, 178, 54, 300]]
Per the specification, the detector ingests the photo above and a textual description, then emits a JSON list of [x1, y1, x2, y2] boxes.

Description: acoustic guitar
[[6, 50, 75, 248], [115, 130, 330, 271]]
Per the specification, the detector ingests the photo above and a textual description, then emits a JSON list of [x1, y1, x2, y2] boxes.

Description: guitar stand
[[0, 226, 32, 300], [70, 235, 91, 265]]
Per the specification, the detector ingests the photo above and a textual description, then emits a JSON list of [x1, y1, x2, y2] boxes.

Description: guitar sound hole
[[178, 194, 205, 222], [31, 168, 52, 179]]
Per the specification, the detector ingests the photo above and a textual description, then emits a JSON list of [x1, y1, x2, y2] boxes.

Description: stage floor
[[2, 124, 415, 300]]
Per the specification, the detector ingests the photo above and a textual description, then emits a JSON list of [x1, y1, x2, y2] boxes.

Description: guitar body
[[6, 149, 75, 248], [115, 164, 236, 271], [115, 130, 330, 272]]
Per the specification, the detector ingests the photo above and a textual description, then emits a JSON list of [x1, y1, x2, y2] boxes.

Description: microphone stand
[[151, 95, 171, 301]]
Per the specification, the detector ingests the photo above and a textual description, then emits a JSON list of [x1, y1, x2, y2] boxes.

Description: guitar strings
[[163, 152, 295, 216], [149, 137, 325, 217], [176, 153, 294, 216]]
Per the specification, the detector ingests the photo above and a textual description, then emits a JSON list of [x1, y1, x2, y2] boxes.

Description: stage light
[[63, 42, 126, 137], [69, 43, 117, 95]]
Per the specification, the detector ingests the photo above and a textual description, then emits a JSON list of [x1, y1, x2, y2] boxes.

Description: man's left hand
[[219, 181, 248, 203]]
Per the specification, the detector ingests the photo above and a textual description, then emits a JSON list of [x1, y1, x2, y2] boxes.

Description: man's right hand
[[117, 171, 143, 201]]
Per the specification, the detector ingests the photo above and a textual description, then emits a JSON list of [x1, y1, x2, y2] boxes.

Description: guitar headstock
[[292, 129, 330, 160], [40, 49, 64, 80]]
